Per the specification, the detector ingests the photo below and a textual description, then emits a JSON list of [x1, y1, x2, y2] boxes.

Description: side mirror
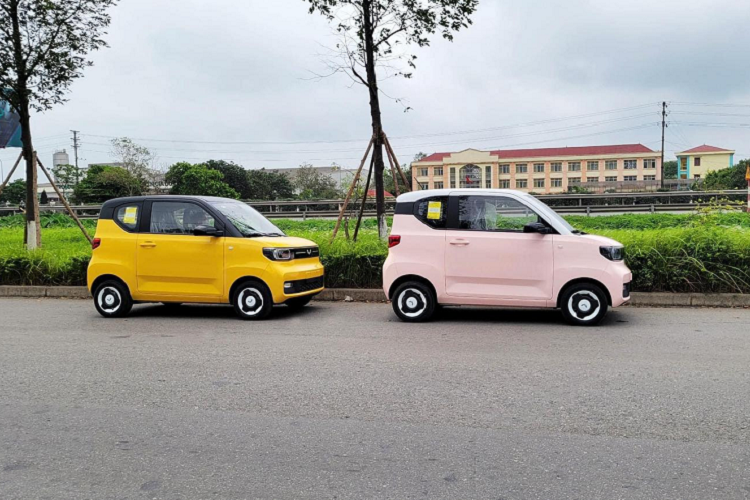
[[193, 225, 223, 237], [523, 221, 553, 235]]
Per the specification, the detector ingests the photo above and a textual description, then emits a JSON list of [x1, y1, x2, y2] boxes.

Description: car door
[[444, 193, 554, 302], [136, 200, 224, 299]]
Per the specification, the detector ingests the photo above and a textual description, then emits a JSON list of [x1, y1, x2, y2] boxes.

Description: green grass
[[2, 212, 750, 292]]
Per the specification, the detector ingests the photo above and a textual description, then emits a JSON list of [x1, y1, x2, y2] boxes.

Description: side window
[[414, 196, 448, 229], [115, 204, 140, 232], [457, 196, 541, 232], [150, 202, 216, 235]]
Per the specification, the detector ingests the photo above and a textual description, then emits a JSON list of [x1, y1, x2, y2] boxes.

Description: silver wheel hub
[[97, 286, 122, 314], [398, 288, 428, 318], [568, 291, 601, 322], [238, 288, 263, 316]]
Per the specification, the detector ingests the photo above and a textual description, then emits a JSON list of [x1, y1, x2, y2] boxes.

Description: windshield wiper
[[571, 229, 587, 235]]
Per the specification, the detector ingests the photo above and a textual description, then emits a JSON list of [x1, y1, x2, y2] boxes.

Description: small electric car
[[383, 189, 631, 326], [87, 196, 324, 320]]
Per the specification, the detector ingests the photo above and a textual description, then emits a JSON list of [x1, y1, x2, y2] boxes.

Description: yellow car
[[87, 196, 325, 320]]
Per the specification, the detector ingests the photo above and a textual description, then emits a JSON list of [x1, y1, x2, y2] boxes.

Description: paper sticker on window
[[122, 206, 138, 224], [427, 201, 442, 219]]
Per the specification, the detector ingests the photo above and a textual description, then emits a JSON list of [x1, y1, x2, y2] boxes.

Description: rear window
[[414, 196, 448, 229], [115, 204, 140, 232]]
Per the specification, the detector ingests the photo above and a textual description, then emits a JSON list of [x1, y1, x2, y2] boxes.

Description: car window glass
[[414, 196, 448, 229], [150, 202, 216, 235], [457, 196, 540, 231], [115, 204, 140, 232]]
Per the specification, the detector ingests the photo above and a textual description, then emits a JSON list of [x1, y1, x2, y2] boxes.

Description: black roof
[[101, 195, 239, 208]]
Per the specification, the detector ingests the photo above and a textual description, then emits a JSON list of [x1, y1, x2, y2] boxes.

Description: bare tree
[[305, 0, 478, 238], [110, 137, 159, 192], [0, 0, 118, 248]]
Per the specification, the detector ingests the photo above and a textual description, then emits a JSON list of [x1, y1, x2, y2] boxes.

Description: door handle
[[449, 239, 470, 246], [140, 242, 156, 248]]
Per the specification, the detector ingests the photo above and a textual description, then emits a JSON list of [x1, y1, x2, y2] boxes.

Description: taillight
[[388, 235, 401, 248], [92, 238, 101, 250]]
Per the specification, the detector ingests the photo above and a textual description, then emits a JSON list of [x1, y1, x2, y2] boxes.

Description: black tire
[[285, 296, 312, 310], [93, 280, 133, 318], [560, 283, 608, 326], [232, 280, 273, 320], [391, 281, 436, 322]]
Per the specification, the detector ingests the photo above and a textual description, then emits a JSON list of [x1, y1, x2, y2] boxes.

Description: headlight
[[263, 248, 294, 261], [600, 246, 624, 261]]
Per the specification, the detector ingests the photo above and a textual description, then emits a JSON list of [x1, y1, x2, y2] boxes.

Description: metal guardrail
[[0, 190, 747, 220]]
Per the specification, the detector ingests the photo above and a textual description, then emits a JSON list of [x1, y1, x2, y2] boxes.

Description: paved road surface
[[1, 299, 749, 499]]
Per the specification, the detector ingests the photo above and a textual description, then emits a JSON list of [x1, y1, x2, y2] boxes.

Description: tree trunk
[[362, 0, 388, 239], [9, 0, 40, 249], [19, 103, 40, 249]]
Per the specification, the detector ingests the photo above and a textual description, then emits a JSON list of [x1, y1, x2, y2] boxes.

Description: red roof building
[[675, 145, 735, 180], [412, 144, 662, 194]]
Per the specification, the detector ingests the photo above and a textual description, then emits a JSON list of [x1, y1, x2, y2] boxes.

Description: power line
[[79, 102, 660, 146], [670, 101, 750, 108], [80, 114, 658, 155], [78, 123, 659, 164]]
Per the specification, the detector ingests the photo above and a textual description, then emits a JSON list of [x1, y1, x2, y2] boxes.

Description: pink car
[[383, 189, 632, 326]]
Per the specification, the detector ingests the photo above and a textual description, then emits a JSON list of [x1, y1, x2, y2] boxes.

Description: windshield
[[209, 201, 284, 237], [521, 195, 577, 234]]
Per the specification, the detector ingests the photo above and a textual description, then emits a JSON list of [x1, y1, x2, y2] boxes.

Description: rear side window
[[150, 201, 216, 235], [414, 196, 448, 229], [115, 204, 140, 232]]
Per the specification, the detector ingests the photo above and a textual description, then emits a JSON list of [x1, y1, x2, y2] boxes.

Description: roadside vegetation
[[1, 212, 749, 293]]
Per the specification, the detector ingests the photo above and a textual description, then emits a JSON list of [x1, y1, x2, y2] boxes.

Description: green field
[[1, 213, 750, 293]]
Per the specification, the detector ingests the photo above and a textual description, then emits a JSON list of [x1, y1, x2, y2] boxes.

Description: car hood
[[251, 236, 318, 248], [579, 234, 623, 247]]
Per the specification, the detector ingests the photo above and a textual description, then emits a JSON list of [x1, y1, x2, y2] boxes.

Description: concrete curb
[[1, 286, 749, 308]]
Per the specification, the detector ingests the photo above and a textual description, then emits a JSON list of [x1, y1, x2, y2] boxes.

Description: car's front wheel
[[93, 280, 133, 318], [232, 280, 273, 320], [391, 281, 436, 322], [560, 283, 608, 326]]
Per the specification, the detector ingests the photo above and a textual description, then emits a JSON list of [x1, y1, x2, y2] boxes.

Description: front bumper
[[284, 275, 325, 295]]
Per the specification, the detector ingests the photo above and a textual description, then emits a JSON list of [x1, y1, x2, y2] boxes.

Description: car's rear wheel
[[285, 296, 312, 311], [392, 281, 436, 322], [232, 280, 273, 320], [93, 280, 133, 318], [560, 283, 608, 326]]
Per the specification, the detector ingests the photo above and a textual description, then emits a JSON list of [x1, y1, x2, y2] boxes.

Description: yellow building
[[411, 144, 662, 194], [675, 145, 735, 180]]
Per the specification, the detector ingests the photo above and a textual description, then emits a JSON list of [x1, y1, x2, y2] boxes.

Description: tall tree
[[206, 160, 252, 199], [246, 169, 295, 200], [165, 162, 239, 199], [293, 163, 341, 199], [305, 0, 478, 237], [110, 137, 157, 188], [0, 0, 118, 248]]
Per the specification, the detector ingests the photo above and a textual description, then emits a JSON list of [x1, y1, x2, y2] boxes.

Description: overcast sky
[[3, 0, 750, 181]]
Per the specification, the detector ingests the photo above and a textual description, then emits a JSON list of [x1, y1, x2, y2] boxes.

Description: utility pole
[[71, 130, 80, 185], [660, 102, 667, 189]]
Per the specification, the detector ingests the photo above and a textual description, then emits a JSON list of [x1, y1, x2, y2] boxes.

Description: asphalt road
[[1, 299, 749, 500]]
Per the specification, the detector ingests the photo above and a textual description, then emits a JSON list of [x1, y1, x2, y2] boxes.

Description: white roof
[[397, 188, 534, 203]]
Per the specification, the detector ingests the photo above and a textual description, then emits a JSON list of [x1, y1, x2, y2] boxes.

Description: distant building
[[411, 144, 662, 194], [675, 145, 734, 180], [52, 150, 70, 169]]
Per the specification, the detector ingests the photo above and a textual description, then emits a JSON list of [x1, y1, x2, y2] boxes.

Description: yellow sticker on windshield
[[123, 206, 137, 224], [427, 201, 442, 219]]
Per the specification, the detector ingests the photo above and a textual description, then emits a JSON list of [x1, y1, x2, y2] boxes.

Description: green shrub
[[2, 214, 750, 293]]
